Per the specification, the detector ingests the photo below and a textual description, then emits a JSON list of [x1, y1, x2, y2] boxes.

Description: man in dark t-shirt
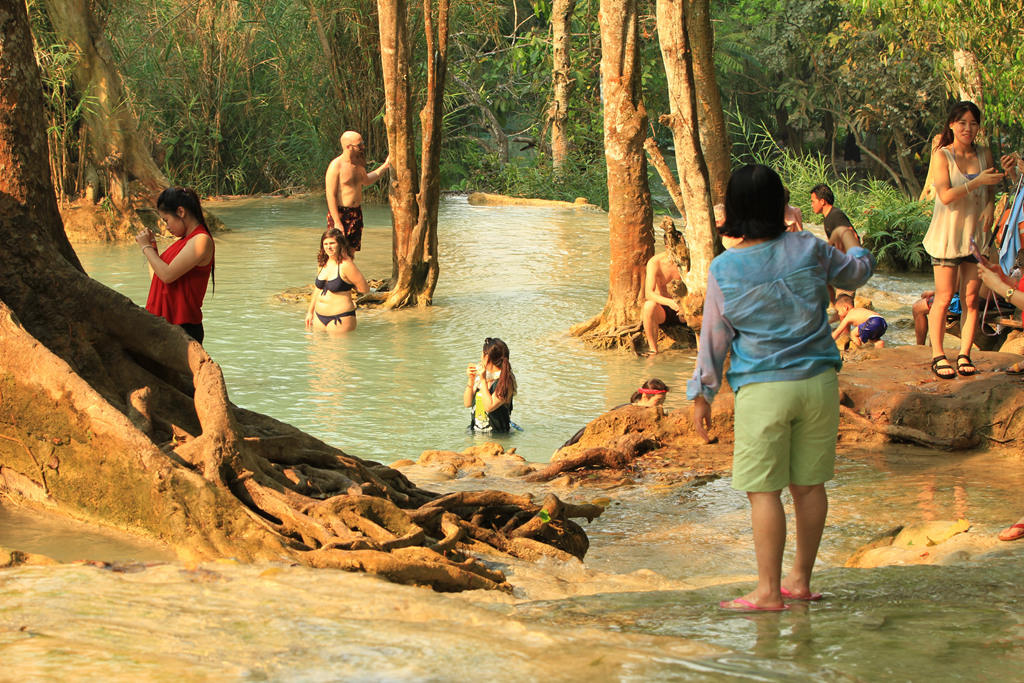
[[810, 183, 860, 252], [811, 183, 862, 305]]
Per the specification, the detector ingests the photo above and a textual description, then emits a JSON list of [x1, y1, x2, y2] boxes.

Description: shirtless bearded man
[[641, 250, 683, 355], [325, 131, 391, 251]]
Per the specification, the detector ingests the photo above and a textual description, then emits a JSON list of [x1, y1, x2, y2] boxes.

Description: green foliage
[[855, 185, 931, 271], [714, 0, 1023, 197], [27, 7, 94, 200], [860, 0, 1024, 154], [102, 1, 351, 196]]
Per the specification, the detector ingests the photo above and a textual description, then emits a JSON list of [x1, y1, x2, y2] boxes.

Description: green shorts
[[731, 369, 839, 492]]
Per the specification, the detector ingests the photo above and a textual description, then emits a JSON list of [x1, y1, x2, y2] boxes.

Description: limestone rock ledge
[[837, 345, 1024, 450]]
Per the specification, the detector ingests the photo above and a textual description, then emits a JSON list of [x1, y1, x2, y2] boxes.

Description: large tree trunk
[[0, 0, 598, 590], [378, 0, 445, 308], [40, 0, 167, 218], [653, 0, 716, 323], [570, 0, 654, 351], [548, 0, 575, 173], [952, 49, 983, 105], [685, 0, 729, 203]]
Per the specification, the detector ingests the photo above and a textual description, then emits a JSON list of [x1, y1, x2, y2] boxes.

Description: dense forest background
[[27, 0, 1024, 266]]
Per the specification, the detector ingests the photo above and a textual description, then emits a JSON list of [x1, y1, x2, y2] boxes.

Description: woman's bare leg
[[729, 490, 786, 608], [928, 265, 957, 373], [957, 262, 981, 359], [782, 483, 827, 598]]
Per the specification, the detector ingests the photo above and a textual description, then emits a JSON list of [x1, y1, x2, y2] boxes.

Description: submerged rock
[[466, 192, 602, 211], [399, 443, 538, 481], [844, 520, 1014, 567], [0, 547, 59, 567]]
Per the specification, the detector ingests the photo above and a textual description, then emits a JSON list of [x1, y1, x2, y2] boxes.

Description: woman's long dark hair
[[317, 228, 354, 267], [482, 337, 516, 400], [156, 187, 206, 226], [720, 164, 786, 240], [630, 378, 668, 404], [156, 186, 213, 292], [936, 101, 982, 150]]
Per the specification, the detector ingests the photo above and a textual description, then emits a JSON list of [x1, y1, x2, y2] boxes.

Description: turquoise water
[[75, 196, 707, 464]]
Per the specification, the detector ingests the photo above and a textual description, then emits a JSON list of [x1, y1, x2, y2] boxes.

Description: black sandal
[[931, 355, 956, 380], [956, 354, 978, 377]]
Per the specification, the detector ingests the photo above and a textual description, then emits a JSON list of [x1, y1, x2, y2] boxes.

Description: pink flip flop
[[780, 586, 824, 601], [998, 523, 1024, 541], [718, 598, 789, 612]]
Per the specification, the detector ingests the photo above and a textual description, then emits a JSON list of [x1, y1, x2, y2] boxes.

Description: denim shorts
[[931, 254, 977, 268]]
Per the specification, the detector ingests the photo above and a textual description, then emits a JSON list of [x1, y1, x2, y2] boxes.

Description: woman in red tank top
[[136, 187, 215, 343]]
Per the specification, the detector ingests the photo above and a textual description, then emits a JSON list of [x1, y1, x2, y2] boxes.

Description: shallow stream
[[2, 198, 1021, 679]]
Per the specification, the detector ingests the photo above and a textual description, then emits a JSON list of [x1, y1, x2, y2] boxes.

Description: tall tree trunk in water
[[570, 0, 654, 351], [653, 0, 715, 325], [685, 0, 729, 203], [377, 0, 447, 308], [549, 0, 575, 172], [0, 0, 598, 589], [40, 0, 167, 211]]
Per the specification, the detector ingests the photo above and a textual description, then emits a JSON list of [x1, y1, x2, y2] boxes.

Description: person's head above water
[[156, 187, 205, 233], [318, 228, 354, 267], [720, 164, 786, 240], [631, 378, 668, 407], [481, 337, 517, 398]]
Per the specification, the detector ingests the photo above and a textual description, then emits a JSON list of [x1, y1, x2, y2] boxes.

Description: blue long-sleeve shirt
[[687, 231, 875, 403]]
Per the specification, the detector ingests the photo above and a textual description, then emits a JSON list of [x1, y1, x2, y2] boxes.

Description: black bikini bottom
[[316, 310, 356, 326]]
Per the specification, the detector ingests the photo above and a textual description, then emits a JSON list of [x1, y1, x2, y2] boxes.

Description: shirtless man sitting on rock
[[642, 246, 683, 355], [642, 206, 730, 354], [325, 130, 391, 252]]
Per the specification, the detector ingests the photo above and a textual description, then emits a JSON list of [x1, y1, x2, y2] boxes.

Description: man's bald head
[[340, 130, 363, 147], [339, 130, 366, 166]]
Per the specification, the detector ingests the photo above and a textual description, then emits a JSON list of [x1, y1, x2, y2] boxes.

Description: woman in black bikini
[[305, 228, 368, 334]]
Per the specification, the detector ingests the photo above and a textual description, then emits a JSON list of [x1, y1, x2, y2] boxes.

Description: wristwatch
[[1004, 286, 1016, 302]]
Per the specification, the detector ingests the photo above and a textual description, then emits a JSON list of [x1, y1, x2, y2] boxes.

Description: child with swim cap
[[559, 379, 669, 449]]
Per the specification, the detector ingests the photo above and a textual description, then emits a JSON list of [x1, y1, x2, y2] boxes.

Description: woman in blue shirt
[[689, 165, 874, 611]]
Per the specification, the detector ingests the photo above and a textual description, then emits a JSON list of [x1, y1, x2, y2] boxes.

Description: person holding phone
[[137, 187, 215, 344], [464, 338, 517, 433], [922, 101, 1003, 379]]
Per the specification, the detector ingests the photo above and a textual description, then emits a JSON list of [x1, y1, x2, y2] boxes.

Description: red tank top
[[145, 225, 213, 325]]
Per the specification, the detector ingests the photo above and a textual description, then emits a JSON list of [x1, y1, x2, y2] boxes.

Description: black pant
[[179, 322, 204, 344]]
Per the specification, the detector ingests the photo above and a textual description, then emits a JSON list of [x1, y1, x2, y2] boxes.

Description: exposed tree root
[[0, 6, 601, 592], [527, 432, 660, 482], [569, 217, 702, 354], [0, 288, 602, 591]]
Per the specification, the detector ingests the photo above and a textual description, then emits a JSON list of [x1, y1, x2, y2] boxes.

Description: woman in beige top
[[922, 101, 1003, 379]]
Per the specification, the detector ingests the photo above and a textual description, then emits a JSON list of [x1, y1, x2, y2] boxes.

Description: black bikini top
[[314, 269, 355, 294]]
